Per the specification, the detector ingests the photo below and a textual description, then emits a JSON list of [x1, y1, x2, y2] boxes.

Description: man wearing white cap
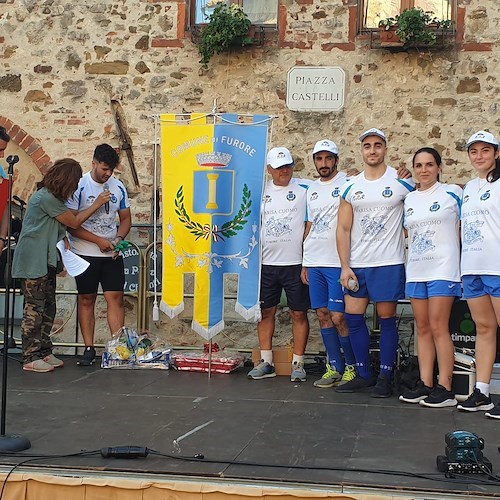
[[301, 139, 357, 388], [337, 128, 415, 397], [248, 147, 311, 382]]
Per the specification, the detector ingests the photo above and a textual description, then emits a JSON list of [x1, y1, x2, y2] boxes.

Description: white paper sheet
[[56, 240, 89, 277]]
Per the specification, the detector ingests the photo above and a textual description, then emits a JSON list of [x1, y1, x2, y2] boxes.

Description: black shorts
[[75, 256, 125, 295], [260, 264, 310, 311]]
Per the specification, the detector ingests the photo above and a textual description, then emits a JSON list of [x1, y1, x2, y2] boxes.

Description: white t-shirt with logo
[[261, 178, 308, 266], [303, 172, 347, 267], [342, 166, 415, 268], [404, 182, 462, 282], [461, 176, 500, 276], [66, 172, 130, 257]]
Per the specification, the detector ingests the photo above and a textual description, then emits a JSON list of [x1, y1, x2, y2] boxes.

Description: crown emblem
[[196, 152, 232, 167]]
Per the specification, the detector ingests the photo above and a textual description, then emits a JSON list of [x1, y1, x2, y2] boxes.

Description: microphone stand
[[0, 155, 30, 451]]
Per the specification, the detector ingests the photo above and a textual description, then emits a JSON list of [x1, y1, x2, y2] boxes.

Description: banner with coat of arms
[[160, 113, 270, 339]]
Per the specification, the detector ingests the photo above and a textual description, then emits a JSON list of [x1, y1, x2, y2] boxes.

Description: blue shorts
[[346, 264, 405, 302], [462, 274, 500, 299], [406, 280, 462, 299], [307, 267, 344, 312]]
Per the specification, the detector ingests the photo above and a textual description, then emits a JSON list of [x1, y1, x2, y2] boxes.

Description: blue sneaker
[[291, 361, 307, 382], [248, 360, 276, 380]]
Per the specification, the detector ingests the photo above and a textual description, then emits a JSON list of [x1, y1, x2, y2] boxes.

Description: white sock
[[261, 350, 273, 365], [476, 382, 490, 397], [292, 354, 304, 365]]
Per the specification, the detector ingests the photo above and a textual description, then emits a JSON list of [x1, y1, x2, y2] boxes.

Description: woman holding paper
[[12, 158, 110, 373]]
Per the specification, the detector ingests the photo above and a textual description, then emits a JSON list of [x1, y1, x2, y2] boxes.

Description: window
[[361, 0, 454, 29], [192, 0, 278, 25]]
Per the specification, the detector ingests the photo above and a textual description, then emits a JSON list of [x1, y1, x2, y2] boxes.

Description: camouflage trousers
[[20, 269, 56, 364]]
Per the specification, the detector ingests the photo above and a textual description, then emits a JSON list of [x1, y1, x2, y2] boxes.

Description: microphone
[[6, 155, 19, 166], [103, 182, 110, 214]]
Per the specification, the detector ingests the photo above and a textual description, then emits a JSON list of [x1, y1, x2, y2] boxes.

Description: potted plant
[[198, 2, 253, 69], [378, 8, 453, 48]]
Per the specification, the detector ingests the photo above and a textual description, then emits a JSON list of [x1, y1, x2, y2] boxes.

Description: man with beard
[[301, 140, 357, 388]]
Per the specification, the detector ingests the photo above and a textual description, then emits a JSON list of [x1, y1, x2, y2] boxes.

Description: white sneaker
[[291, 361, 306, 382]]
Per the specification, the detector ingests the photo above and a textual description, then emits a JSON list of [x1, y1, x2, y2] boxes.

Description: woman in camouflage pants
[[12, 158, 110, 373]]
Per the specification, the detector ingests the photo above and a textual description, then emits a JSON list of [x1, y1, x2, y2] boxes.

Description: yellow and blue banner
[[160, 113, 269, 339]]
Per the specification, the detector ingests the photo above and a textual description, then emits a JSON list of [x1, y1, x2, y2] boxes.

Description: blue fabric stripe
[[397, 178, 415, 192], [341, 183, 354, 199]]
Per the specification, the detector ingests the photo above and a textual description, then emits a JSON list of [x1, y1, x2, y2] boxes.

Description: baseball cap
[[359, 128, 387, 143], [313, 139, 339, 156], [267, 147, 294, 169], [465, 130, 499, 149]]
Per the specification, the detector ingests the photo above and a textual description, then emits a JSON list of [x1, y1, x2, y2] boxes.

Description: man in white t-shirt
[[66, 144, 132, 366], [301, 139, 357, 388], [337, 128, 414, 397], [248, 147, 310, 382]]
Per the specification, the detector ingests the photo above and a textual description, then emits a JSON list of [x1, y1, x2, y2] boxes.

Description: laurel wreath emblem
[[174, 184, 252, 241]]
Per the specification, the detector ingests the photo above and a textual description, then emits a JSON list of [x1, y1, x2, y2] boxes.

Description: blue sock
[[320, 327, 344, 373], [379, 316, 399, 377], [344, 313, 372, 379], [339, 335, 356, 366]]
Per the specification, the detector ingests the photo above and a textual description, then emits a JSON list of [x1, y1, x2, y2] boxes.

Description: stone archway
[[0, 116, 51, 204]]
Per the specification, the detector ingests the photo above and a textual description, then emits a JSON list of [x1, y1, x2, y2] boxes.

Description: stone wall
[[0, 0, 498, 352]]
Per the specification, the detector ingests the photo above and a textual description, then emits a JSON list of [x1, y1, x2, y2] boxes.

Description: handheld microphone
[[6, 155, 19, 166], [103, 182, 110, 214]]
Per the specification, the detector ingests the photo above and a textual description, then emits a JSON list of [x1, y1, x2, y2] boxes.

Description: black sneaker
[[457, 388, 494, 412], [399, 380, 432, 404], [419, 384, 457, 408], [371, 374, 393, 398], [77, 346, 96, 366], [485, 402, 500, 420], [335, 375, 376, 393]]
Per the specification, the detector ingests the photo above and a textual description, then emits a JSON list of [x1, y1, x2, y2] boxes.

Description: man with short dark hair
[[337, 129, 414, 397], [301, 139, 357, 388], [66, 144, 132, 366]]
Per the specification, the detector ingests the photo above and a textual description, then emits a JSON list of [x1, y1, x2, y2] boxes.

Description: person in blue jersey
[[399, 148, 461, 408], [301, 139, 357, 388], [457, 131, 500, 419], [248, 147, 311, 382], [336, 128, 415, 397]]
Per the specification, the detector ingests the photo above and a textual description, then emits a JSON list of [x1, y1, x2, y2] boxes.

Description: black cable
[[0, 450, 100, 500]]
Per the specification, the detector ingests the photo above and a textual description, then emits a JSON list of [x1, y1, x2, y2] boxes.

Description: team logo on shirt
[[310, 191, 318, 201], [352, 191, 365, 201], [405, 207, 414, 217], [360, 215, 387, 236], [265, 216, 292, 237], [429, 201, 440, 212], [463, 219, 484, 245], [264, 194, 272, 203], [480, 190, 491, 201], [382, 187, 393, 198], [286, 191, 296, 201], [463, 194, 469, 204], [411, 229, 436, 255], [331, 187, 340, 198]]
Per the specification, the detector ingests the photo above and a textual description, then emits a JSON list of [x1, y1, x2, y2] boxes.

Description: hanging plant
[[379, 8, 453, 47], [198, 3, 252, 69]]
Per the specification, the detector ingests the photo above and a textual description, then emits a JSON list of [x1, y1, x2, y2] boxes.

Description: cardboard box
[[252, 347, 293, 376]]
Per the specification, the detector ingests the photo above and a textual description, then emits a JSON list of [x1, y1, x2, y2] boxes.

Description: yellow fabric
[[0, 472, 402, 500]]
